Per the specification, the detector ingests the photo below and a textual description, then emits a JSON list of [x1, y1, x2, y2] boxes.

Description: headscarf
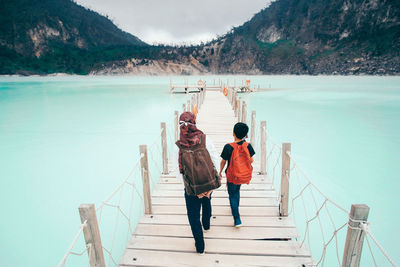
[[178, 112, 203, 147], [178, 112, 203, 173]]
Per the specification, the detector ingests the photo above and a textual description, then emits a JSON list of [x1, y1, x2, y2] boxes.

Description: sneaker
[[234, 217, 242, 228], [198, 251, 205, 255]]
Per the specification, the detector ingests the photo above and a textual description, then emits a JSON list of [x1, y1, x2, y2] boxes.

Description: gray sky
[[75, 0, 271, 45]]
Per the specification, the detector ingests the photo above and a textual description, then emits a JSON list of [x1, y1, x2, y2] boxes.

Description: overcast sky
[[75, 0, 271, 45]]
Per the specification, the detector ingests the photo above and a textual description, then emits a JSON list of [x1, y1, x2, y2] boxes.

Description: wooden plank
[[159, 174, 273, 184], [151, 205, 279, 216], [119, 91, 313, 267], [120, 249, 314, 267], [126, 236, 309, 256], [151, 189, 277, 198], [139, 214, 296, 228], [151, 196, 278, 207], [133, 224, 299, 240], [154, 183, 274, 191]]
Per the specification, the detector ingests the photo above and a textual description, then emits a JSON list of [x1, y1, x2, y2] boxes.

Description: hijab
[[178, 112, 204, 173], [178, 112, 203, 147]]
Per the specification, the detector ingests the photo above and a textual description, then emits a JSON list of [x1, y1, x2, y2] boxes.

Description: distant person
[[219, 122, 255, 227], [175, 112, 221, 254]]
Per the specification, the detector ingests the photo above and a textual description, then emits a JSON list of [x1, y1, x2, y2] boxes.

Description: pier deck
[[119, 91, 313, 266]]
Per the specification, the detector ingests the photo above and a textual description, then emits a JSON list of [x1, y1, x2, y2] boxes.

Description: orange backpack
[[226, 142, 253, 184]]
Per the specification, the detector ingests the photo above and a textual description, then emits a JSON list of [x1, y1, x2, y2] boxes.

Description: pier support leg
[[78, 204, 106, 267], [342, 204, 370, 267], [250, 111, 256, 145], [174, 111, 179, 142], [237, 99, 241, 122], [241, 101, 247, 124], [280, 143, 291, 217], [161, 122, 168, 174], [140, 145, 152, 214], [259, 121, 267, 175]]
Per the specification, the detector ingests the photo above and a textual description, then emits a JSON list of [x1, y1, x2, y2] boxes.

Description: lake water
[[0, 75, 399, 266]]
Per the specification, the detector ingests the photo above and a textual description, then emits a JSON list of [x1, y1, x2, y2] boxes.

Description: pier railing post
[[242, 101, 247, 123], [186, 100, 190, 112], [280, 143, 291, 217], [174, 111, 179, 142], [161, 122, 168, 174], [140, 145, 152, 214], [342, 204, 370, 267], [259, 121, 267, 175], [232, 92, 237, 110], [78, 204, 106, 267], [250, 111, 256, 145], [237, 99, 241, 122]]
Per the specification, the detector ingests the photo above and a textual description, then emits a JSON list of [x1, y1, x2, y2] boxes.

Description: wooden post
[[342, 204, 370, 267], [241, 101, 247, 123], [182, 104, 186, 113], [161, 122, 168, 174], [78, 204, 106, 267], [237, 99, 241, 122], [187, 100, 190, 112], [174, 111, 179, 142], [280, 143, 291, 217], [259, 121, 267, 175], [250, 111, 256, 145], [140, 145, 152, 214]]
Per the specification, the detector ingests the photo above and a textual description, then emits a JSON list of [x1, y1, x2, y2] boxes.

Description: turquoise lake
[[0, 75, 399, 266]]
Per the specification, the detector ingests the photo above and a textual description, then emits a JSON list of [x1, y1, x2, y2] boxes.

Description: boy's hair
[[233, 122, 249, 140]]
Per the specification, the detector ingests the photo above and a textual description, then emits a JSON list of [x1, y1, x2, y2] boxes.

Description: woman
[[175, 111, 220, 254]]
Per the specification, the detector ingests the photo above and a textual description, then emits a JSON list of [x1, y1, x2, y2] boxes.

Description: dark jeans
[[227, 182, 241, 219], [184, 190, 212, 253]]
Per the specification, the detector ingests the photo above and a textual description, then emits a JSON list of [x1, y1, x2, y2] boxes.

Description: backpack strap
[[230, 142, 238, 149], [201, 134, 206, 148]]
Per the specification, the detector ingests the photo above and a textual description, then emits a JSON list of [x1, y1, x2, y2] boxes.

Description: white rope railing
[[58, 220, 87, 267], [261, 133, 397, 267], [59, 126, 169, 267]]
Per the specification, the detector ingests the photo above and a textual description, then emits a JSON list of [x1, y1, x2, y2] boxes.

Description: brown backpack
[[176, 134, 221, 196]]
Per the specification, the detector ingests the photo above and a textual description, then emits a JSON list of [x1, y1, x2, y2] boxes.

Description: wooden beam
[[242, 101, 247, 124], [174, 111, 179, 142], [250, 111, 256, 146], [161, 122, 168, 174], [140, 145, 152, 214], [78, 204, 105, 267], [342, 204, 370, 267], [260, 121, 267, 175], [280, 143, 291, 217]]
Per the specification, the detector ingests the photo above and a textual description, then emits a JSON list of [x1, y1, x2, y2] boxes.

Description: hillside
[[1, 0, 399, 75], [0, 0, 148, 74], [193, 0, 400, 75]]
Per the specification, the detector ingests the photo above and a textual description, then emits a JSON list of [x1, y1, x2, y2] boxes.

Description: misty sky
[[75, 0, 271, 45]]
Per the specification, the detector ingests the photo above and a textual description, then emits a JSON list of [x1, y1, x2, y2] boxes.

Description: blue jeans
[[184, 190, 212, 253], [227, 182, 241, 219]]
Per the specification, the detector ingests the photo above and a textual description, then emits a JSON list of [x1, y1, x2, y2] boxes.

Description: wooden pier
[[118, 90, 314, 266], [170, 78, 257, 93]]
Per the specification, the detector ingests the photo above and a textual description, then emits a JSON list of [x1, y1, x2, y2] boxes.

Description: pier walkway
[[119, 91, 313, 266]]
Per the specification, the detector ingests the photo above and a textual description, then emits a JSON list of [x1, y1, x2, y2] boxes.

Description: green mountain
[[0, 0, 148, 74], [194, 0, 400, 74], [1, 0, 399, 75]]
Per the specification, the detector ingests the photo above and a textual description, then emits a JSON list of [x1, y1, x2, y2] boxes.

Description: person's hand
[[218, 171, 222, 177], [205, 190, 212, 198]]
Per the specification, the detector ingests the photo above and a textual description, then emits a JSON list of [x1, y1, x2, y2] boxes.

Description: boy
[[219, 122, 255, 227]]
